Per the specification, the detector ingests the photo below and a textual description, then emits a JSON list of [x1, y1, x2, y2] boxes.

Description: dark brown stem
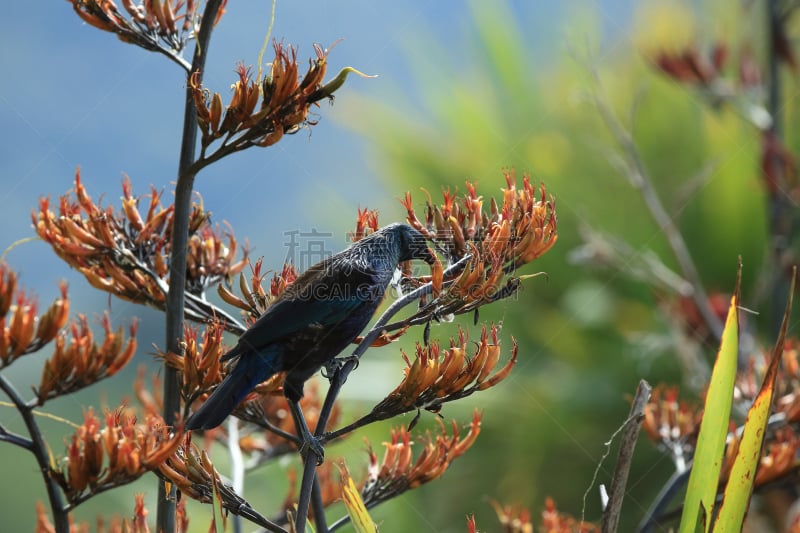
[[601, 380, 651, 533], [0, 373, 68, 532], [158, 1, 225, 531], [767, 0, 793, 336]]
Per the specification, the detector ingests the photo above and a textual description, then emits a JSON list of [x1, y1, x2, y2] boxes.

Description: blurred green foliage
[[6, 1, 797, 532], [334, 1, 782, 531]]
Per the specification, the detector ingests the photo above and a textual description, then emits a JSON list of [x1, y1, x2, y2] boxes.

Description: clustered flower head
[[33, 171, 247, 314], [721, 427, 800, 488], [36, 312, 138, 405], [369, 324, 516, 420], [51, 407, 182, 503], [217, 259, 298, 325], [157, 321, 227, 408], [0, 263, 70, 368], [738, 340, 800, 420], [642, 384, 702, 452], [654, 42, 730, 87], [190, 40, 368, 158], [157, 435, 271, 526], [360, 410, 481, 507], [35, 494, 163, 533], [539, 498, 599, 533], [396, 170, 557, 317], [66, 0, 226, 55], [489, 500, 533, 533]]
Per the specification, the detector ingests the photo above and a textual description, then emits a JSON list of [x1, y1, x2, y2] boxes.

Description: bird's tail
[[185, 350, 279, 430]]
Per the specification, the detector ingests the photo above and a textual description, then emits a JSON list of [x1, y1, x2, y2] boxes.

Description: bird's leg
[[288, 400, 325, 465]]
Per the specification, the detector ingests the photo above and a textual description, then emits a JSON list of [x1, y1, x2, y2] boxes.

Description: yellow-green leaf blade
[[715, 271, 795, 530], [339, 462, 378, 533], [679, 293, 739, 533]]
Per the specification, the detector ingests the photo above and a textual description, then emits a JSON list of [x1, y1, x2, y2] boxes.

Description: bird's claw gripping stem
[[323, 354, 359, 378]]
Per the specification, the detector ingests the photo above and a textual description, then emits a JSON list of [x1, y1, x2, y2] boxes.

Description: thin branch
[[587, 65, 724, 343], [158, 1, 226, 531], [0, 373, 68, 532], [766, 0, 795, 337], [0, 425, 33, 450], [601, 380, 651, 533]]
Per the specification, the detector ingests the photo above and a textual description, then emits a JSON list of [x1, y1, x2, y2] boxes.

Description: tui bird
[[185, 223, 434, 459]]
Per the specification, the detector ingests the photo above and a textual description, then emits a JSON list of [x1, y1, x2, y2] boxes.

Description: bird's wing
[[233, 294, 363, 352]]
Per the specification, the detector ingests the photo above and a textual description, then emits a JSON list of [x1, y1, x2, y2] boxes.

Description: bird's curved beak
[[422, 246, 437, 265]]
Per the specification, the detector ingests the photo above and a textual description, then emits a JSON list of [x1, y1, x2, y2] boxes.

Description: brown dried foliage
[[51, 407, 182, 503], [0, 263, 70, 368], [36, 312, 138, 405], [33, 171, 247, 311], [360, 410, 481, 507]]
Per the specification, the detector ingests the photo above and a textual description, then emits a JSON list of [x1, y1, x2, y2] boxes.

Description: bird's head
[[391, 223, 436, 265]]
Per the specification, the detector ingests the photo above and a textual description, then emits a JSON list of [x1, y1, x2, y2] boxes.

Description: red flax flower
[[369, 324, 516, 421], [157, 321, 227, 408], [189, 40, 373, 162], [489, 500, 533, 533], [360, 410, 481, 507], [397, 170, 557, 319], [157, 434, 271, 525], [539, 498, 599, 533], [0, 263, 70, 368], [36, 493, 161, 533], [34, 171, 247, 322], [35, 312, 137, 405], [217, 258, 298, 324], [66, 0, 226, 57], [51, 407, 182, 503], [719, 427, 800, 489], [641, 384, 702, 451]]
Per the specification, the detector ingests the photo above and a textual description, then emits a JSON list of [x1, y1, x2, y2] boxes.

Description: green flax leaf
[[679, 288, 739, 533], [714, 269, 795, 531]]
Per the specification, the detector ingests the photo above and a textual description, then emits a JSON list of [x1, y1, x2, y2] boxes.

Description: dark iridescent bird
[[185, 223, 434, 455]]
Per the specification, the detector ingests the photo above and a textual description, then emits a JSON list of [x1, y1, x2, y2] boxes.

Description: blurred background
[[0, 0, 785, 531]]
